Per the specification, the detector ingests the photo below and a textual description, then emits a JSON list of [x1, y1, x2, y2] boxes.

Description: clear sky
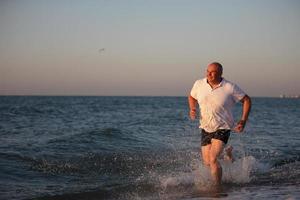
[[1, 0, 299, 97]]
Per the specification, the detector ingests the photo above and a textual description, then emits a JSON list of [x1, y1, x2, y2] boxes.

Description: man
[[188, 62, 251, 186]]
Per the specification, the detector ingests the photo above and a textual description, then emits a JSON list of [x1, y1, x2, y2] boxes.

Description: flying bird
[[98, 48, 105, 53]]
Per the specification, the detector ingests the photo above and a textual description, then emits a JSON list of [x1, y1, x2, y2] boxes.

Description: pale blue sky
[[1, 0, 299, 96]]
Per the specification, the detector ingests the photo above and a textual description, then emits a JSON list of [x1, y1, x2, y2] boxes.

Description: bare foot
[[224, 146, 234, 162]]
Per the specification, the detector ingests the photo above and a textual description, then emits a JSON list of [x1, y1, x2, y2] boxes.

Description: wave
[[11, 154, 292, 199], [3, 105, 64, 117], [32, 155, 300, 200], [2, 150, 300, 200], [2, 149, 300, 180], [47, 127, 141, 144], [1, 150, 185, 177]]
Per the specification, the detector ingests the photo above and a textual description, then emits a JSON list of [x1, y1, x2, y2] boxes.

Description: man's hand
[[234, 120, 246, 133], [189, 109, 196, 120]]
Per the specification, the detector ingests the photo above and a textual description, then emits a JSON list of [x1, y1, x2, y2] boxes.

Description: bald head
[[208, 62, 223, 74], [206, 62, 223, 84]]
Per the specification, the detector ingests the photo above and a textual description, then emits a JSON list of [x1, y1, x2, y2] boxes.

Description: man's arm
[[234, 95, 252, 132], [188, 95, 198, 120]]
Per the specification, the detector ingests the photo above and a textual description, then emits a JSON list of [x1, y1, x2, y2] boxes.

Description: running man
[[188, 62, 251, 186]]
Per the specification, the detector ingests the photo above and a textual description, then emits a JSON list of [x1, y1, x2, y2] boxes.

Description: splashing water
[[160, 156, 258, 187]]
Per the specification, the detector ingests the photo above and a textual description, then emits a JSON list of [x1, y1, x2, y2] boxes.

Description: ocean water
[[0, 96, 299, 200]]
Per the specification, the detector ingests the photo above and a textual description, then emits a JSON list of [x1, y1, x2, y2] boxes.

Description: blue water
[[0, 96, 299, 199]]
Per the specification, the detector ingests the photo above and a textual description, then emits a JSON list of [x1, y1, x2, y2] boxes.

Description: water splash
[[222, 156, 257, 183], [159, 155, 259, 193]]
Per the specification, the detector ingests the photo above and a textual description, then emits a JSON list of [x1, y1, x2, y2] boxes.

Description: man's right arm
[[188, 95, 198, 120], [234, 95, 252, 132]]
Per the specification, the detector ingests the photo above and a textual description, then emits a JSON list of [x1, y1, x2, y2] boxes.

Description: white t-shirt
[[190, 78, 246, 132]]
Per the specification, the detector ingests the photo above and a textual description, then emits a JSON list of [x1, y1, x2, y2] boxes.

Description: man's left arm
[[234, 95, 252, 133]]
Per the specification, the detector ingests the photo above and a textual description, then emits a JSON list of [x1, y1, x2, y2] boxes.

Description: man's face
[[206, 64, 222, 83]]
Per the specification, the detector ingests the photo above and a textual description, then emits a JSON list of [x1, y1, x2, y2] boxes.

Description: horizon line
[[0, 94, 288, 98]]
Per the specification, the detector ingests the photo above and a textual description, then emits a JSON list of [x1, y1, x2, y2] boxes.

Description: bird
[[98, 48, 105, 53]]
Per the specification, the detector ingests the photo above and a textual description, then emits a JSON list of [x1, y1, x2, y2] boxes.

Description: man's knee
[[209, 155, 218, 166]]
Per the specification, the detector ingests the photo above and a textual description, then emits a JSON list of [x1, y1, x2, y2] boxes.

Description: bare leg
[[201, 144, 211, 167], [209, 139, 225, 186], [224, 145, 234, 162]]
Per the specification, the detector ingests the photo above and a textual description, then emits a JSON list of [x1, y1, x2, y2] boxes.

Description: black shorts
[[201, 129, 231, 146]]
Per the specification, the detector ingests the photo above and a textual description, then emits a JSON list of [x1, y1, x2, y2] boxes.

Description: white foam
[[160, 155, 259, 191], [161, 172, 194, 189], [222, 156, 257, 183]]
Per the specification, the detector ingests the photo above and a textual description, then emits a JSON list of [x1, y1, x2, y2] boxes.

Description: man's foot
[[224, 146, 234, 162]]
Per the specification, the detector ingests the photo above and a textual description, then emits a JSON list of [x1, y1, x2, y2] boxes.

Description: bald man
[[188, 62, 251, 187]]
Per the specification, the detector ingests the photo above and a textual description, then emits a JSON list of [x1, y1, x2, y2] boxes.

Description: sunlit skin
[[188, 63, 252, 187], [206, 63, 223, 88]]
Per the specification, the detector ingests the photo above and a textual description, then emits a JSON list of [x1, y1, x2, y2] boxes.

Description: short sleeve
[[232, 84, 246, 102], [190, 80, 199, 99]]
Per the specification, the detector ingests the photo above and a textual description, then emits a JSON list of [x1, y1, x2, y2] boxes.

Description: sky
[[1, 0, 300, 97]]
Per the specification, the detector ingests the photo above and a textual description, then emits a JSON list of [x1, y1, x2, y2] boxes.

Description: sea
[[0, 96, 299, 200]]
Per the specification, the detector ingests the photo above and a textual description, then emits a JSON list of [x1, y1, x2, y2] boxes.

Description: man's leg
[[201, 129, 212, 167], [209, 139, 225, 186], [201, 144, 211, 166], [224, 146, 234, 162]]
